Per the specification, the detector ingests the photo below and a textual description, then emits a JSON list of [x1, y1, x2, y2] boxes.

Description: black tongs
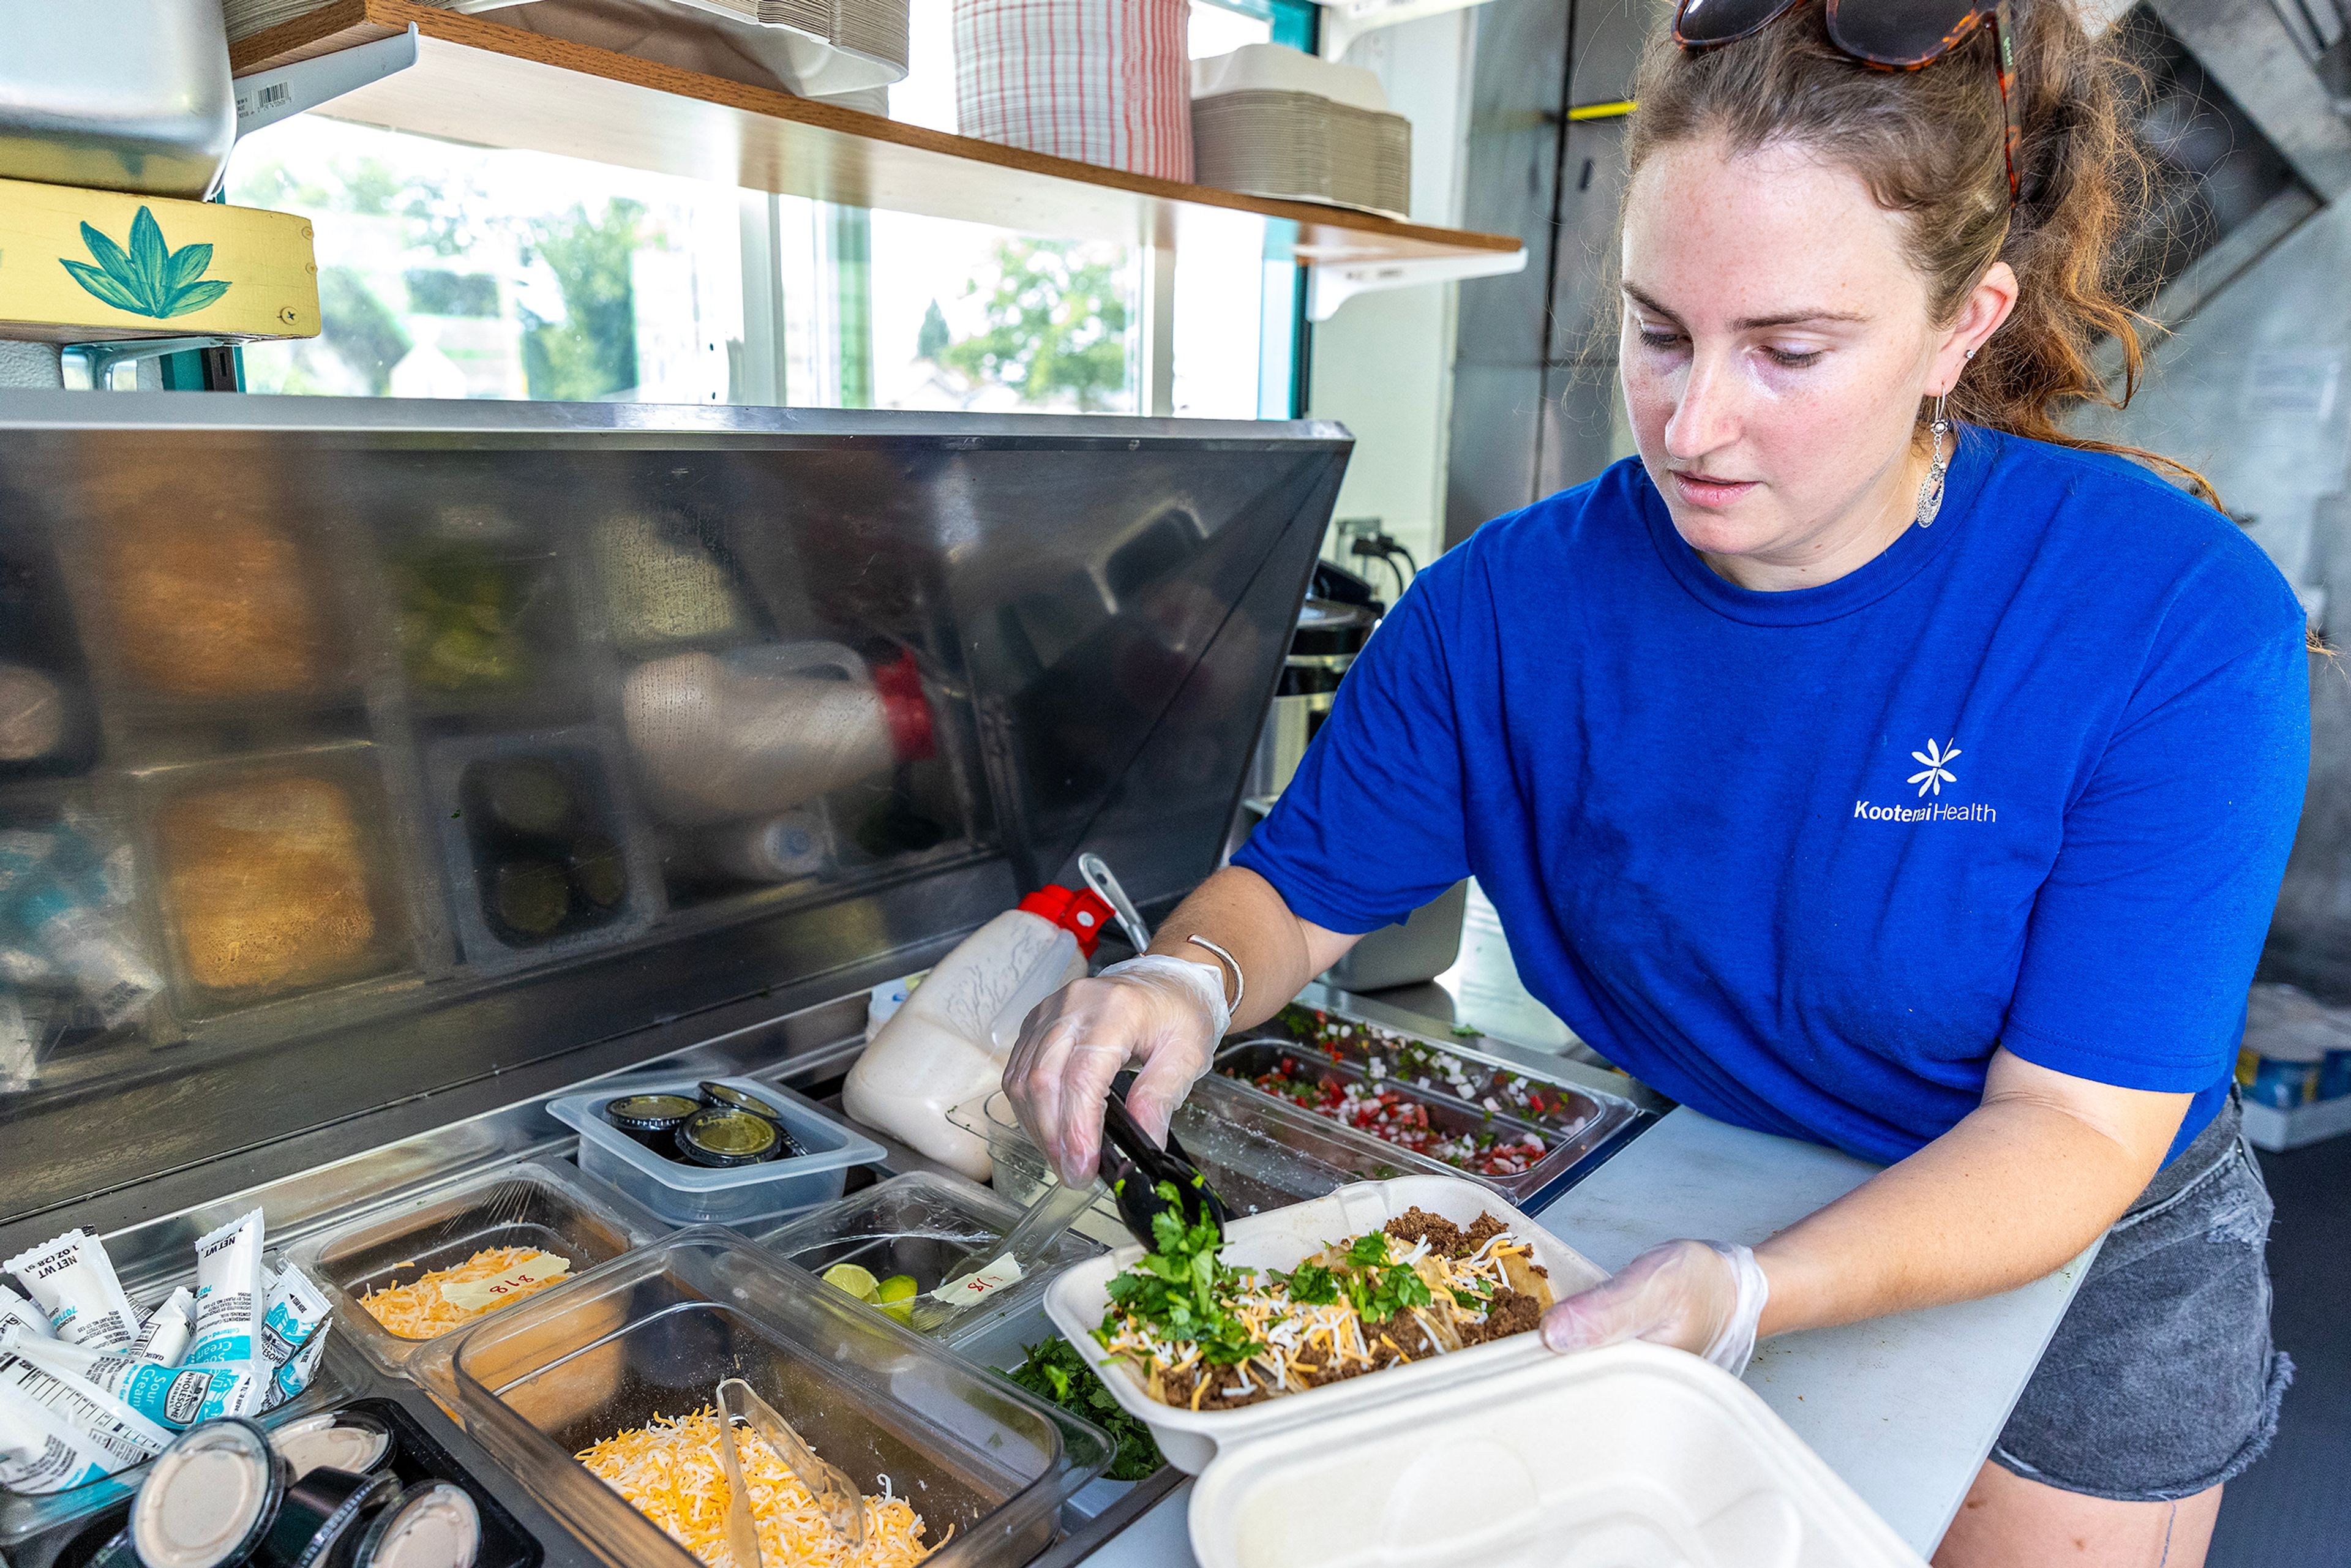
[[1101, 1071, 1230, 1245]]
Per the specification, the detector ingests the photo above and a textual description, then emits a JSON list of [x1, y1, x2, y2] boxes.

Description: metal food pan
[[1215, 1004, 1641, 1208]]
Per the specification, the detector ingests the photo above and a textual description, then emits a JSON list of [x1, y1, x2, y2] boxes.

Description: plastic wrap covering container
[[1186, 1340, 1925, 1568], [549, 1075, 885, 1228], [954, 1076, 1481, 1230], [1218, 1003, 1641, 1209], [756, 1173, 1105, 1353], [415, 1228, 1114, 1568], [1044, 1174, 1606, 1475], [287, 1158, 657, 1379], [0, 1261, 354, 1553]]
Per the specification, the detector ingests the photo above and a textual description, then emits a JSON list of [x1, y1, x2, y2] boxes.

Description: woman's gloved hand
[[1002, 954, 1232, 1188], [1539, 1238, 1772, 1376]]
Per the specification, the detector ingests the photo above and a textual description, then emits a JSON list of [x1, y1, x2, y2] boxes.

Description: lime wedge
[[877, 1299, 915, 1324], [821, 1263, 880, 1302], [875, 1274, 918, 1305]]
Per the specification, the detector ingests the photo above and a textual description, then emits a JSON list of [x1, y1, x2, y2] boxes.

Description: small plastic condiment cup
[[347, 1482, 479, 1568], [132, 1419, 287, 1568], [602, 1095, 700, 1152], [269, 1413, 394, 1482], [675, 1106, 779, 1167]]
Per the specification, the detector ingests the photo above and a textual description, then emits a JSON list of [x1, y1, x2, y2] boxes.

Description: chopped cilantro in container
[[1000, 1338, 1164, 1480]]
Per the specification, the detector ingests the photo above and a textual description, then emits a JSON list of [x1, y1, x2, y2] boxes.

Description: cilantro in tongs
[[1098, 1180, 1262, 1365]]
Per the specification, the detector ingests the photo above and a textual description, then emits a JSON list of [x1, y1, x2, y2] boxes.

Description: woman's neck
[[1698, 437, 1937, 593]]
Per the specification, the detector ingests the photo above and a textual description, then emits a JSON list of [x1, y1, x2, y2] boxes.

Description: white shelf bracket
[[1306, 246, 1527, 321], [232, 23, 421, 142]]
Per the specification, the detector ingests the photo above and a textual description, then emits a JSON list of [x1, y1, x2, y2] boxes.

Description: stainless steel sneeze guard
[[0, 392, 1349, 1227]]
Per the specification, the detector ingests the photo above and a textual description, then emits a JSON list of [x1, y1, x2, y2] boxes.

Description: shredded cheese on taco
[[577, 1408, 937, 1568]]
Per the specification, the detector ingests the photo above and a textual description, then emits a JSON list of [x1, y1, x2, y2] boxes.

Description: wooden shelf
[[231, 0, 1524, 267]]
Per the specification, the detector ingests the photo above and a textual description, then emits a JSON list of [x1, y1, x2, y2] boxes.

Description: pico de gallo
[[1224, 1005, 1589, 1180]]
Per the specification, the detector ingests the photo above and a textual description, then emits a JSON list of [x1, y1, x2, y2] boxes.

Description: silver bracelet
[[1186, 935, 1245, 1015]]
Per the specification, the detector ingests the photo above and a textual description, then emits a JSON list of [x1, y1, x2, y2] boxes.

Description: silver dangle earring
[[1914, 384, 1957, 528], [1914, 349, 1973, 527]]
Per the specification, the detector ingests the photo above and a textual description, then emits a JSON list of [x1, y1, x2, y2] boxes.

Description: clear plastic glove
[[1001, 954, 1231, 1188], [1539, 1239, 1772, 1376]]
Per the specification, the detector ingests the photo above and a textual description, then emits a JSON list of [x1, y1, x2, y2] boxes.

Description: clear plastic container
[[756, 1172, 1105, 1352], [413, 1228, 1114, 1568], [548, 1074, 885, 1228], [1043, 1174, 1608, 1475], [953, 1076, 1426, 1229], [0, 1261, 353, 1552], [287, 1158, 657, 1378], [422, 729, 658, 974]]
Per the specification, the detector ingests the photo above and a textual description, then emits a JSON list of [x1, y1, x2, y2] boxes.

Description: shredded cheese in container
[[358, 1245, 574, 1340], [576, 1408, 937, 1568]]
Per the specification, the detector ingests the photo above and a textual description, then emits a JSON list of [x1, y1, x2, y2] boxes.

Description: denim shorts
[[1991, 1092, 2293, 1502]]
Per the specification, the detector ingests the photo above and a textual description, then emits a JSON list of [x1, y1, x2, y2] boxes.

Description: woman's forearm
[[1144, 865, 1359, 1030], [1753, 1049, 2192, 1337]]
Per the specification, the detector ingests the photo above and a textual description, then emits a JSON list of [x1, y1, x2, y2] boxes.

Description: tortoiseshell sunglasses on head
[[1672, 0, 2021, 207]]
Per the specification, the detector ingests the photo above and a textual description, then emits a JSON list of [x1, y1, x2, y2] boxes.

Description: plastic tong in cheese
[[713, 1376, 865, 1557]]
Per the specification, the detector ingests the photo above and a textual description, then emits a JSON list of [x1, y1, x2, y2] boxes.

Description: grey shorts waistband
[[2126, 1088, 2244, 1219]]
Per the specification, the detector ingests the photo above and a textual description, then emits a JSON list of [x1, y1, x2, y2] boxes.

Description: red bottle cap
[[872, 650, 936, 762], [1017, 885, 1116, 956]]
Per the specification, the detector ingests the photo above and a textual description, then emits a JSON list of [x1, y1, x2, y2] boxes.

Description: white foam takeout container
[[1185, 1337, 1928, 1568], [1041, 1173, 1608, 1474]]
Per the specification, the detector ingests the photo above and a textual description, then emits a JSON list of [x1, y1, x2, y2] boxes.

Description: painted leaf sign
[[60, 205, 233, 320]]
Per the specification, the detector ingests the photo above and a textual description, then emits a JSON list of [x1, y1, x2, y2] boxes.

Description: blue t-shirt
[[1234, 428, 2309, 1166]]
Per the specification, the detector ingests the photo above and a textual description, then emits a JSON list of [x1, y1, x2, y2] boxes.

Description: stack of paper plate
[[1190, 44, 1411, 220], [952, 0, 1193, 181]]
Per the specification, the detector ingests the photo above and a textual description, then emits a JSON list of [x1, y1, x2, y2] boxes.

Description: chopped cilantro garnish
[[1098, 1182, 1261, 1367], [1347, 1232, 1392, 1267]]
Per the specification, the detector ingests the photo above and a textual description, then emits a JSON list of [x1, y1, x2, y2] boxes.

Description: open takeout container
[[286, 1158, 658, 1379], [1043, 1174, 1607, 1475], [414, 1228, 1113, 1568], [1184, 1338, 1927, 1568], [756, 1171, 1104, 1354]]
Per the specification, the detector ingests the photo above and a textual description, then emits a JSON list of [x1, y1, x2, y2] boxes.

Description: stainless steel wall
[[1446, 0, 1655, 547], [0, 395, 1346, 1223]]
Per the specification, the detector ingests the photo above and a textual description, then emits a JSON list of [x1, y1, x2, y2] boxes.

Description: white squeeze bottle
[[844, 885, 1114, 1179]]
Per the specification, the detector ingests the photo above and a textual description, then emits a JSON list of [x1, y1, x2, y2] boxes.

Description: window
[[230, 119, 748, 403], [228, 0, 1295, 416]]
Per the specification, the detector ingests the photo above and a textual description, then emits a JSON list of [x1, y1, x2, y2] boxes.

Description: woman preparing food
[[1005, 2, 2309, 1564]]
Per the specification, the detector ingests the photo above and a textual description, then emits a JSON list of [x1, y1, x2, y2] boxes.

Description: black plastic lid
[[699, 1084, 812, 1158], [605, 1094, 700, 1135], [675, 1106, 782, 1166], [697, 1081, 782, 1119]]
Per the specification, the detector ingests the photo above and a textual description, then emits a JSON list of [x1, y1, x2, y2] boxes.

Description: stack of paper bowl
[[951, 0, 1193, 180], [1190, 43, 1411, 220]]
